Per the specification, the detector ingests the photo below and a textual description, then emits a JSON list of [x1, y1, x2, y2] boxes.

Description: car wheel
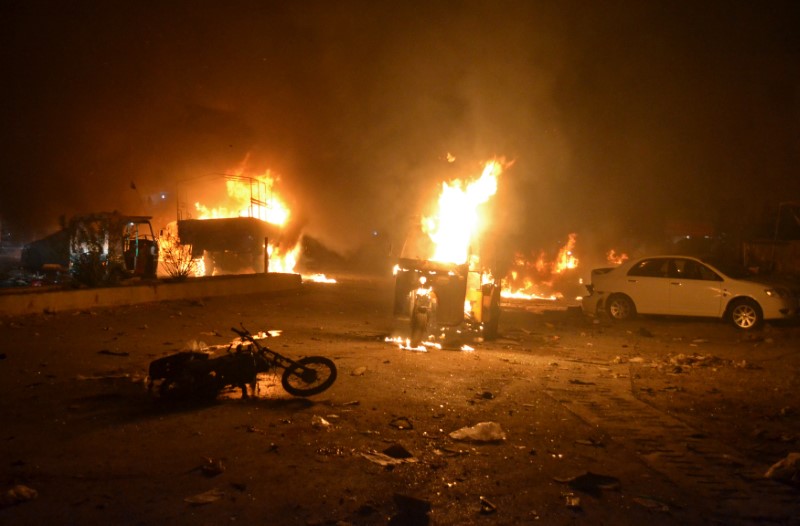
[[728, 298, 763, 330], [606, 294, 635, 321]]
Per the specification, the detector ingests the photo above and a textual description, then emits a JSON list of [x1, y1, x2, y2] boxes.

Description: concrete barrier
[[0, 273, 302, 317]]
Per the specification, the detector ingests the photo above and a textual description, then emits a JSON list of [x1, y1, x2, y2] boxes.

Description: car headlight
[[764, 288, 789, 298]]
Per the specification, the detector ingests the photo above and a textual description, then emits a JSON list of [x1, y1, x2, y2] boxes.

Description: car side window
[[672, 259, 722, 281], [628, 258, 668, 278], [696, 262, 722, 281]]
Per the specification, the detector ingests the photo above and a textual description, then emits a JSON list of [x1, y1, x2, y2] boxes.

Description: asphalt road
[[1, 274, 799, 525]]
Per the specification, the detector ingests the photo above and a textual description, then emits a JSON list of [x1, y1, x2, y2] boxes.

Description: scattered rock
[[449, 422, 506, 443], [311, 415, 331, 428], [389, 417, 413, 430], [184, 488, 224, 505], [200, 457, 225, 477], [0, 484, 37, 508], [554, 471, 621, 497], [479, 496, 497, 514]]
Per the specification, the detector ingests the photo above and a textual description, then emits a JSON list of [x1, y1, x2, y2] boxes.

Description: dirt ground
[[1, 274, 799, 525]]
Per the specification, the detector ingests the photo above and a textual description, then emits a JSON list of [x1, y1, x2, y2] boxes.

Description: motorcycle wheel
[[281, 356, 337, 396]]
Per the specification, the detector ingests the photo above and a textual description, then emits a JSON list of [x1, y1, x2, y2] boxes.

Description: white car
[[582, 255, 798, 330]]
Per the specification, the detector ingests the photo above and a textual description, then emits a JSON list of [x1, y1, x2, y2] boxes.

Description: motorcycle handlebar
[[231, 327, 248, 338]]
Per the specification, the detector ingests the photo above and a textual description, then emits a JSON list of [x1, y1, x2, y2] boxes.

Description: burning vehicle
[[391, 160, 504, 349], [176, 216, 279, 275], [21, 211, 158, 286]]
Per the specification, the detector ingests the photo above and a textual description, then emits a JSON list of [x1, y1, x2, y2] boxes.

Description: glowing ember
[[422, 160, 502, 265]]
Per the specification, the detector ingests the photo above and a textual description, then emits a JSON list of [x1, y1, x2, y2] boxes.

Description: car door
[[667, 258, 724, 316], [623, 258, 671, 314]]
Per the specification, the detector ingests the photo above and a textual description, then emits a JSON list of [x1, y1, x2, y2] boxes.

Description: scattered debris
[[554, 471, 621, 497], [200, 457, 225, 477], [764, 452, 800, 486], [632, 496, 670, 512], [638, 327, 653, 337], [389, 417, 413, 430], [477, 391, 495, 400], [362, 448, 418, 467], [351, 366, 368, 376], [184, 488, 225, 506], [479, 496, 497, 514], [97, 349, 130, 357], [569, 379, 595, 386], [449, 422, 506, 443], [383, 444, 414, 459], [575, 438, 604, 448], [311, 415, 331, 428], [0, 484, 37, 508], [668, 353, 728, 368]]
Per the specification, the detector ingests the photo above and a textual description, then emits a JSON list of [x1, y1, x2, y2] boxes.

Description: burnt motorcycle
[[147, 324, 337, 401]]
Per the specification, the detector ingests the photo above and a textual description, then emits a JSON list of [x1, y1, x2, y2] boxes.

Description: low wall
[[0, 273, 302, 317]]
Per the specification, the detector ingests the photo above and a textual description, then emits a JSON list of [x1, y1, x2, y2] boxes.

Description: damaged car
[[582, 255, 798, 330]]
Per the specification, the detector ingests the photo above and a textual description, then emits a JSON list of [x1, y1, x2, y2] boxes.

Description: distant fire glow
[[607, 249, 628, 265]]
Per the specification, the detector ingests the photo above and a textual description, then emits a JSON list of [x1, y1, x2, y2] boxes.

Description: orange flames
[[193, 171, 290, 227], [159, 167, 334, 282], [606, 249, 628, 265], [421, 159, 502, 265], [501, 233, 580, 301]]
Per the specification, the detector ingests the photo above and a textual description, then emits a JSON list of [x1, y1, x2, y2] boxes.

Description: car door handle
[[670, 282, 681, 286], [627, 279, 638, 283]]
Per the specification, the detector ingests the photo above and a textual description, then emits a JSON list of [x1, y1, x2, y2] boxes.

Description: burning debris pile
[[502, 233, 580, 301]]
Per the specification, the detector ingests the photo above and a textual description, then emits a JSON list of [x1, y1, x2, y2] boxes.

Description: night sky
[[2, 1, 798, 264]]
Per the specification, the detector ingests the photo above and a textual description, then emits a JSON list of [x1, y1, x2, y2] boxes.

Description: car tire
[[728, 298, 763, 330], [606, 294, 635, 321]]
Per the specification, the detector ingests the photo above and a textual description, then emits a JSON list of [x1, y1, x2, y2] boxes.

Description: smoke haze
[[2, 1, 798, 265]]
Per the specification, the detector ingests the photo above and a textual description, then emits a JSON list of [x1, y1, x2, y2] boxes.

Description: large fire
[[501, 233, 580, 301], [421, 159, 502, 265], [194, 172, 290, 227], [158, 168, 333, 282]]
